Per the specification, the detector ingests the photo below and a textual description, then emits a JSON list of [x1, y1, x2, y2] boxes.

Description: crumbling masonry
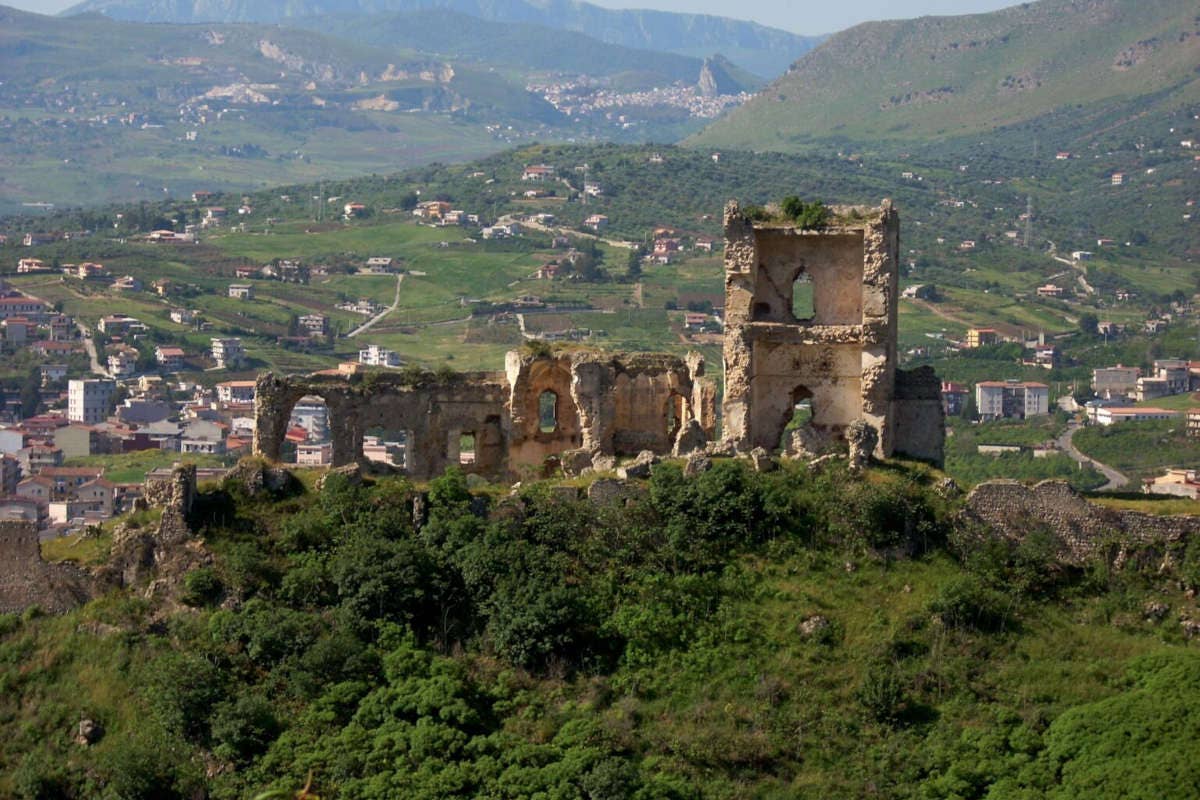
[[254, 350, 717, 479], [721, 200, 942, 462], [254, 199, 943, 478]]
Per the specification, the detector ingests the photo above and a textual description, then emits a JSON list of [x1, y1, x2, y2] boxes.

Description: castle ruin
[[254, 198, 944, 478]]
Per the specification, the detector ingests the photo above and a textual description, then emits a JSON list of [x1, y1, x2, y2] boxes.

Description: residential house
[[53, 424, 102, 459], [97, 315, 144, 335], [965, 328, 1000, 348], [0, 454, 20, 496], [296, 442, 332, 466], [74, 262, 106, 280], [521, 164, 555, 182], [298, 314, 328, 337], [1144, 469, 1200, 500], [107, 345, 139, 379], [48, 315, 72, 341], [1035, 284, 1064, 298], [0, 497, 48, 528], [155, 345, 186, 371], [343, 202, 367, 219], [211, 337, 245, 369], [412, 201, 451, 221], [1187, 408, 1200, 438], [941, 382, 969, 416], [228, 283, 254, 300], [0, 296, 49, 321], [1092, 365, 1140, 398], [358, 344, 402, 367], [16, 258, 48, 273], [2, 317, 31, 345], [19, 445, 63, 472], [38, 466, 104, 498], [584, 214, 608, 231], [113, 275, 142, 291], [170, 308, 195, 325], [1094, 407, 1177, 426], [216, 380, 256, 405], [40, 364, 68, 384]]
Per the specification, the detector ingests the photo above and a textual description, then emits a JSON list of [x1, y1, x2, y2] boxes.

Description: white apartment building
[[358, 344, 402, 367], [975, 380, 1049, 421], [211, 337, 245, 369], [68, 379, 116, 424]]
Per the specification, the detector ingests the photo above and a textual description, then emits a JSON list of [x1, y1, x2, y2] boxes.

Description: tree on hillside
[[1078, 313, 1099, 337]]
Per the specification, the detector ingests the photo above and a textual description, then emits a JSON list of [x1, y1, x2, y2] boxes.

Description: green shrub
[[180, 567, 222, 608], [928, 576, 1013, 632], [211, 693, 282, 764], [858, 662, 906, 723]]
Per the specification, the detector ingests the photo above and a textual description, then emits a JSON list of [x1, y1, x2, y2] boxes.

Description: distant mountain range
[[692, 0, 1200, 149], [59, 0, 824, 78]]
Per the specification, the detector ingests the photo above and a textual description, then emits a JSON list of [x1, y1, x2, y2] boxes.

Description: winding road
[[1057, 421, 1128, 491]]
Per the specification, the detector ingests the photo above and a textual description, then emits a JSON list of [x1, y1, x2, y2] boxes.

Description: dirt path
[[347, 274, 403, 338]]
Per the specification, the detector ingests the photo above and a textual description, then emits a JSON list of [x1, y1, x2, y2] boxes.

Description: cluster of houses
[[0, 375, 265, 532]]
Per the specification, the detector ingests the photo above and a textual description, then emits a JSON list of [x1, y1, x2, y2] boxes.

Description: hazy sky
[[9, 0, 1022, 35]]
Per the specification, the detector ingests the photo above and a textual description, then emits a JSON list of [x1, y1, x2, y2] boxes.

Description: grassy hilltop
[[2, 458, 1200, 798]]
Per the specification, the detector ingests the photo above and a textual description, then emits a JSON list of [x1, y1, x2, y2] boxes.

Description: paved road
[[1057, 421, 1128, 491], [347, 274, 403, 338], [75, 321, 109, 378]]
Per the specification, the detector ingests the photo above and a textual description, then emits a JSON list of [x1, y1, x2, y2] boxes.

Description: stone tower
[[720, 199, 939, 460]]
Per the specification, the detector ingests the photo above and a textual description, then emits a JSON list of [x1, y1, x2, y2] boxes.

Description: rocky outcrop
[[0, 521, 93, 614]]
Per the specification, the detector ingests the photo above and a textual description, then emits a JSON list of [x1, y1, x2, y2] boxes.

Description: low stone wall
[[963, 479, 1200, 566]]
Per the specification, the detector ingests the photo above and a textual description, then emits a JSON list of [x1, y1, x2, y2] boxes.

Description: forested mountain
[[692, 0, 1200, 148], [60, 0, 823, 77]]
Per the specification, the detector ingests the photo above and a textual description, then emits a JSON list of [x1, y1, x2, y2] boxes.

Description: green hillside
[[692, 0, 1200, 148], [3, 460, 1200, 798]]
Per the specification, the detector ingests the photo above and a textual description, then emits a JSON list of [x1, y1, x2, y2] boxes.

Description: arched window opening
[[666, 392, 687, 441], [539, 390, 559, 433], [792, 272, 815, 321], [287, 395, 330, 465], [459, 432, 476, 465], [779, 385, 815, 450]]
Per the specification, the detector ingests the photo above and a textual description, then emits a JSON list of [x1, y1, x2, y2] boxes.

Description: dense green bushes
[[0, 456, 1196, 799]]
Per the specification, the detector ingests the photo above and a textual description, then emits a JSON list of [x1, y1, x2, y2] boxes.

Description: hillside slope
[[289, 9, 744, 87], [0, 4, 554, 211], [692, 0, 1200, 148], [59, 0, 822, 77]]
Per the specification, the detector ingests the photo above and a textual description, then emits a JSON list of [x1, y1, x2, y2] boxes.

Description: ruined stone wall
[[893, 366, 945, 467], [255, 352, 715, 480], [255, 371, 510, 477], [0, 522, 92, 614], [721, 200, 903, 456], [963, 480, 1200, 566]]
